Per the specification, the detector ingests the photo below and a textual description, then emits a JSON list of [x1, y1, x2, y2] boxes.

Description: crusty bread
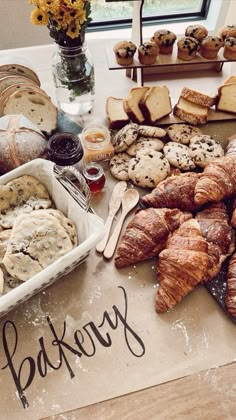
[[0, 75, 37, 95], [123, 87, 149, 124], [106, 97, 129, 129], [2, 89, 57, 134], [181, 87, 217, 107], [173, 97, 208, 125], [216, 83, 236, 114], [0, 64, 40, 86], [0, 83, 48, 116], [139, 86, 172, 123], [223, 75, 236, 85], [0, 114, 48, 173]]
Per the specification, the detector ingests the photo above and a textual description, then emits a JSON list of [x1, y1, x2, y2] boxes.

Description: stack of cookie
[[109, 122, 225, 189], [0, 175, 77, 294]]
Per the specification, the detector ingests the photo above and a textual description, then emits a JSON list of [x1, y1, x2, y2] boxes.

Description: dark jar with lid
[[47, 132, 84, 171]]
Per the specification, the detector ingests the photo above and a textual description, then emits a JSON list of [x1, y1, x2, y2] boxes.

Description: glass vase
[[52, 43, 95, 116]]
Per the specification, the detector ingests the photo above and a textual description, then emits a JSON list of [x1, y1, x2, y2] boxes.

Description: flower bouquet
[[29, 0, 95, 115]]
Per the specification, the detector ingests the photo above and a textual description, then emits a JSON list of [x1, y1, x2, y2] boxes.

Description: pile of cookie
[[109, 123, 224, 189], [0, 175, 77, 295]]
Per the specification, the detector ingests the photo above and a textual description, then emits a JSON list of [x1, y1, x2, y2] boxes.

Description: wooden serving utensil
[[96, 181, 127, 253], [103, 189, 139, 260]]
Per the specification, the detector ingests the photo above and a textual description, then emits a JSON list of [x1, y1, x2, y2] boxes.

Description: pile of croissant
[[114, 137, 236, 317]]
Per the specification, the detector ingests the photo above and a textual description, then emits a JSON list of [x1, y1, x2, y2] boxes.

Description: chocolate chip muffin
[[200, 35, 223, 59], [223, 37, 236, 60], [177, 37, 199, 61], [185, 24, 208, 42], [151, 29, 177, 54], [113, 40, 137, 65], [138, 41, 159, 64], [219, 24, 236, 40]]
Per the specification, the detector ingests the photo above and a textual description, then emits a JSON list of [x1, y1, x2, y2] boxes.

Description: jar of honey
[[83, 162, 106, 193], [81, 124, 114, 163]]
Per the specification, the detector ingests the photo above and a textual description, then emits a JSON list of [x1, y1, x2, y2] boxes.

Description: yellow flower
[[66, 20, 80, 38], [30, 7, 49, 25], [64, 0, 84, 10]]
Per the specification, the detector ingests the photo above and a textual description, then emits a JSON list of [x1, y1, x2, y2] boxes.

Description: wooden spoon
[[103, 189, 139, 260], [96, 181, 127, 253]]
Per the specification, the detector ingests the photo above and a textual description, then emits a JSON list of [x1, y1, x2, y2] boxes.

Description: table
[[1, 41, 236, 420]]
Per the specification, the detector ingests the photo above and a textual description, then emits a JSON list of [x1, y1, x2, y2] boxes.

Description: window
[[89, 0, 211, 30]]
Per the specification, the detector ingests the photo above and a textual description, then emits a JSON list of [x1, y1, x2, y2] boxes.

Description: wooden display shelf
[[106, 40, 236, 85], [157, 108, 236, 126]]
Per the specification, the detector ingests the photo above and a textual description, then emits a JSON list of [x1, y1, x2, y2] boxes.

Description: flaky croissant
[[140, 172, 200, 212], [225, 253, 236, 317], [155, 219, 209, 313], [194, 156, 236, 206], [196, 202, 235, 280], [115, 208, 192, 268]]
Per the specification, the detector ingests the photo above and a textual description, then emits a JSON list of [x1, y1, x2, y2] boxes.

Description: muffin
[[113, 41, 137, 66], [138, 41, 159, 64], [177, 37, 199, 61], [219, 24, 236, 40], [151, 29, 177, 54], [185, 24, 208, 42], [200, 35, 223, 59], [223, 37, 236, 60]]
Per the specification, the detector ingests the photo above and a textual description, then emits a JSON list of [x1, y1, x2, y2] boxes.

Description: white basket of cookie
[[0, 158, 105, 317]]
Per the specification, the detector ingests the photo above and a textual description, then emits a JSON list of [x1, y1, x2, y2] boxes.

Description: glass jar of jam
[[81, 124, 114, 163], [83, 162, 106, 193], [48, 132, 84, 171]]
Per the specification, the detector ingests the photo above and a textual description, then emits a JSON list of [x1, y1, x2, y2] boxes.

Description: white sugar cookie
[[189, 135, 224, 168], [128, 150, 170, 188], [163, 142, 196, 171]]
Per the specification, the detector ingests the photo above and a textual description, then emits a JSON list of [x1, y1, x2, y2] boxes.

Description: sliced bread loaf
[[0, 83, 48, 116], [173, 97, 208, 125], [139, 86, 172, 124], [223, 75, 236, 85], [106, 97, 129, 129], [181, 87, 217, 107], [216, 83, 236, 114], [0, 64, 40, 86], [123, 87, 149, 124], [2, 89, 57, 135]]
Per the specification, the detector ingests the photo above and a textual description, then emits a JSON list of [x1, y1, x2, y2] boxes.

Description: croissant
[[194, 156, 236, 206], [196, 202, 235, 280], [140, 172, 200, 212], [115, 208, 192, 268], [225, 253, 236, 317], [155, 219, 209, 313]]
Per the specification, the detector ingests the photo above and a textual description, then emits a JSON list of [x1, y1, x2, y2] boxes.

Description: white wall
[[1, 0, 236, 50]]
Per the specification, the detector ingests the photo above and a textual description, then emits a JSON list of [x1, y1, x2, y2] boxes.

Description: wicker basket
[[0, 159, 105, 318]]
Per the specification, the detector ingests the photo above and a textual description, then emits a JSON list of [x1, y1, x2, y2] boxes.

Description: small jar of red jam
[[48, 132, 84, 171], [83, 162, 106, 193]]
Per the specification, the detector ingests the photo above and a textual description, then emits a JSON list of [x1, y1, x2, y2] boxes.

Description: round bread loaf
[[0, 114, 48, 173], [2, 88, 57, 134]]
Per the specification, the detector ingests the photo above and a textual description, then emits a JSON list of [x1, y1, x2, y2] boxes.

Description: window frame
[[88, 0, 211, 32]]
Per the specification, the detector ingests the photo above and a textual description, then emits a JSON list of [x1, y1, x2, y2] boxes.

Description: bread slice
[[216, 83, 236, 114], [0, 64, 40, 86], [173, 97, 208, 125], [223, 75, 236, 85], [123, 87, 149, 124], [106, 97, 129, 129], [2, 89, 57, 135], [0, 83, 48, 116], [181, 87, 217, 108], [139, 86, 172, 124], [0, 75, 37, 95]]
